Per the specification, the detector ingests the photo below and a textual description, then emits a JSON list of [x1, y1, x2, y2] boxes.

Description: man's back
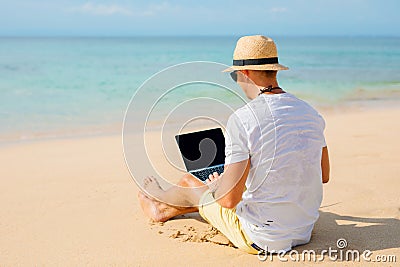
[[225, 92, 326, 252]]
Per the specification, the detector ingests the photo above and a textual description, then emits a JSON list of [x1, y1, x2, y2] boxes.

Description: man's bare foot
[[142, 176, 164, 198], [137, 191, 197, 222]]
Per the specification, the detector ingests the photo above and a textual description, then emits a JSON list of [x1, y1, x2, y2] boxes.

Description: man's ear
[[240, 70, 249, 76]]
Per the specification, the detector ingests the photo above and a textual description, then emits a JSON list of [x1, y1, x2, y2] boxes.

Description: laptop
[[175, 128, 225, 183]]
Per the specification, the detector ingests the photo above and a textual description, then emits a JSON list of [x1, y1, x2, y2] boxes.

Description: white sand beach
[[0, 104, 399, 266]]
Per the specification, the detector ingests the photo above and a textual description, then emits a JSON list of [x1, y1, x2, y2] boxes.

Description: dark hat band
[[233, 57, 279, 66]]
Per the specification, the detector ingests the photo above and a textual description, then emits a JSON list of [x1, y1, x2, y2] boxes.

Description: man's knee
[[180, 173, 203, 188]]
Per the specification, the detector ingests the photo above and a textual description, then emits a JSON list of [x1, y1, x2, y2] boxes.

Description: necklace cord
[[259, 85, 282, 95]]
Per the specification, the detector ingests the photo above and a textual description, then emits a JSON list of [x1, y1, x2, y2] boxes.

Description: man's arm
[[206, 159, 250, 209], [322, 146, 330, 183]]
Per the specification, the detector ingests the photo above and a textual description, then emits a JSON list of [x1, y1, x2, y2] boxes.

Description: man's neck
[[256, 79, 281, 94], [257, 79, 279, 89]]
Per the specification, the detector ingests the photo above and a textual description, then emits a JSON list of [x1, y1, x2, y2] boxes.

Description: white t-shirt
[[225, 92, 326, 252]]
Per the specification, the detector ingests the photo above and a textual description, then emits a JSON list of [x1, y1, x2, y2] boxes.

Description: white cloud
[[269, 7, 288, 13], [71, 2, 133, 16]]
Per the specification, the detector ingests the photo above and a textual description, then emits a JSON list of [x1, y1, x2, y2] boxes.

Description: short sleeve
[[319, 114, 327, 147], [321, 135, 327, 147], [225, 112, 250, 164]]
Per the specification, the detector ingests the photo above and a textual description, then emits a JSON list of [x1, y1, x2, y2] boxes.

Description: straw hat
[[223, 35, 288, 72]]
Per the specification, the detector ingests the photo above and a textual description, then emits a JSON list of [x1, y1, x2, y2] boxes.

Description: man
[[138, 35, 330, 254]]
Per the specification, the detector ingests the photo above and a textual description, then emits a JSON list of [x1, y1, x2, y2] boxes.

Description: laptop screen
[[175, 128, 225, 171]]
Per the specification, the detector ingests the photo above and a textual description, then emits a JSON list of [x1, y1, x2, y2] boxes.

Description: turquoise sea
[[1, 36, 400, 141]]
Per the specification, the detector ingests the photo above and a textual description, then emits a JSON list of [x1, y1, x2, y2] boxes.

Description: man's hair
[[250, 70, 277, 78], [261, 70, 277, 77]]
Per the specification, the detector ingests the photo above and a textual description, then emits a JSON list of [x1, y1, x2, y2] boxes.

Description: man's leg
[[137, 174, 259, 254], [137, 173, 207, 222]]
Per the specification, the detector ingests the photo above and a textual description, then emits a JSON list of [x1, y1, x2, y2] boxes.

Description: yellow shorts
[[198, 190, 258, 254]]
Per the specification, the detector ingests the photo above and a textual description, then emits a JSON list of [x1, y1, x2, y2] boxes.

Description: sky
[[0, 0, 399, 36]]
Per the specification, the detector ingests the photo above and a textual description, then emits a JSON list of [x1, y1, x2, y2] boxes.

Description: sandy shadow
[[296, 211, 400, 253], [161, 210, 400, 255]]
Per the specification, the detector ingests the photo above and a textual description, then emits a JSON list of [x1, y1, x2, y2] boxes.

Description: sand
[[0, 104, 399, 266]]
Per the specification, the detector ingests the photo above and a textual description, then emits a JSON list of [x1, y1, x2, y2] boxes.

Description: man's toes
[[143, 177, 151, 186]]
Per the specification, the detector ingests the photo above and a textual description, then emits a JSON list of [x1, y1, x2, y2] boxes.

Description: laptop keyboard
[[191, 165, 224, 183]]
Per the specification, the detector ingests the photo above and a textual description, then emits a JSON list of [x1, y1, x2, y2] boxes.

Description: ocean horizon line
[[1, 34, 400, 39]]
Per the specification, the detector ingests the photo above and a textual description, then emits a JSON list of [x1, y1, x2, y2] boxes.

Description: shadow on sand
[[296, 211, 400, 253], [175, 210, 400, 260]]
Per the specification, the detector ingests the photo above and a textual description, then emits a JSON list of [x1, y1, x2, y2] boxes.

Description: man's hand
[[205, 172, 222, 193]]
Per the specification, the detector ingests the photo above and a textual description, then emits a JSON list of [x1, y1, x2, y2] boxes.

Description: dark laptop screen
[[175, 128, 225, 171]]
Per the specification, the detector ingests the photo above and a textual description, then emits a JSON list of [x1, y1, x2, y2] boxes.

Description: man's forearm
[[321, 146, 330, 183]]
